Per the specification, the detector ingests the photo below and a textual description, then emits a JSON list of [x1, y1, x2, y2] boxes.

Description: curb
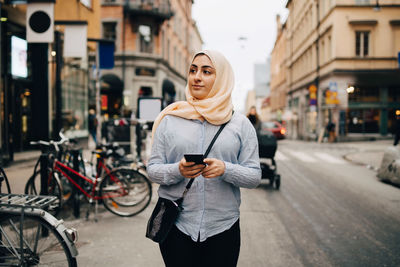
[[343, 151, 381, 172]]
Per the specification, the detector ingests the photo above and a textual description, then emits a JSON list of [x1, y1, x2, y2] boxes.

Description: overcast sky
[[192, 0, 288, 113]]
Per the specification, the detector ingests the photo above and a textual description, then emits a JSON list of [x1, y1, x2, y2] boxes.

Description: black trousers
[[159, 220, 241, 267]]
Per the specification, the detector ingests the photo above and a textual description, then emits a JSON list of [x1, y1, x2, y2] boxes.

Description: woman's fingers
[[179, 158, 205, 178], [202, 158, 225, 178]]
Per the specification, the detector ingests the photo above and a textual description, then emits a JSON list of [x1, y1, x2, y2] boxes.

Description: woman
[[247, 106, 261, 132], [147, 50, 261, 267]]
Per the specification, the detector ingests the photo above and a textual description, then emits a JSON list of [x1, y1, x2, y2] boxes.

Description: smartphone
[[184, 154, 205, 165]]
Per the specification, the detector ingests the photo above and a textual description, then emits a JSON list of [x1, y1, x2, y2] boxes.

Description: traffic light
[[26, 1, 54, 43]]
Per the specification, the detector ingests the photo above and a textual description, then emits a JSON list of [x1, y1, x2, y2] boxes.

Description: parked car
[[260, 121, 286, 139]]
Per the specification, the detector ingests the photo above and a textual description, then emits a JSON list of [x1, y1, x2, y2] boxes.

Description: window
[[80, 0, 92, 8], [139, 25, 153, 53], [355, 31, 369, 57], [355, 0, 370, 5], [102, 22, 116, 41]]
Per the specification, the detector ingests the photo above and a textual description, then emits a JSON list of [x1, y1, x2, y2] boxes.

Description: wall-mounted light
[[0, 17, 7, 22], [346, 86, 355, 94], [51, 51, 56, 57], [373, 0, 381, 12]]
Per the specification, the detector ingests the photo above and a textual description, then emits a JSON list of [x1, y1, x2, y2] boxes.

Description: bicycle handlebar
[[30, 132, 70, 152]]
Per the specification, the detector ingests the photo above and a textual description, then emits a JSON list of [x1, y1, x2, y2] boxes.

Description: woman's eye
[[189, 69, 196, 73], [203, 70, 210, 74]]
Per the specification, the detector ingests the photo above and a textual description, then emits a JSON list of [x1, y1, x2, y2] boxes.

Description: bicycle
[[25, 133, 152, 218], [0, 166, 78, 266], [24, 133, 79, 216]]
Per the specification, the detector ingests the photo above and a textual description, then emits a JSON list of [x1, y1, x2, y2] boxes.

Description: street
[[3, 139, 400, 266]]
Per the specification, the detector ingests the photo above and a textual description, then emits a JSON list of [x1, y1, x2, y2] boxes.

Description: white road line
[[287, 151, 317, 162], [275, 151, 289, 161], [313, 152, 347, 164]]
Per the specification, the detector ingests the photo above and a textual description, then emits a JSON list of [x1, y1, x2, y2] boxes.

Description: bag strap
[[182, 117, 231, 198]]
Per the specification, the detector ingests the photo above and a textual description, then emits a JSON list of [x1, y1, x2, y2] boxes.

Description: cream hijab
[[151, 50, 234, 140]]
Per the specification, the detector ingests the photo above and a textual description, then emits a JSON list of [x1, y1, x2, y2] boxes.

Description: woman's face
[[188, 54, 216, 100]]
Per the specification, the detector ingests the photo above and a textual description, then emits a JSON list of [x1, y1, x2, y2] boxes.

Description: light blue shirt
[[147, 112, 261, 242]]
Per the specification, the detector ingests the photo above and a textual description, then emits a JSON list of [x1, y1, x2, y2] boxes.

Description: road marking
[[313, 152, 347, 164], [275, 151, 289, 161], [287, 151, 317, 162]]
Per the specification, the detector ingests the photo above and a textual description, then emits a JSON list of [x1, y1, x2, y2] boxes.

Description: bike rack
[[0, 193, 57, 210]]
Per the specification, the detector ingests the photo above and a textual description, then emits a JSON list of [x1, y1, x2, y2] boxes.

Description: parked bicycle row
[[24, 132, 153, 219], [0, 131, 153, 266]]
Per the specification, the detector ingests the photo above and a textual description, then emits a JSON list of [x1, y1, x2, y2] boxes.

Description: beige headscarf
[[151, 50, 234, 140]]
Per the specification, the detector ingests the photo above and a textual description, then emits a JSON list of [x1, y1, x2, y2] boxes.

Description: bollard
[[39, 154, 49, 236], [40, 154, 49, 196], [72, 150, 81, 218], [136, 123, 142, 162]]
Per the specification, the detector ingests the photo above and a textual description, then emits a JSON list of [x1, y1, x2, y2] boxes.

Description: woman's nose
[[194, 71, 201, 80]]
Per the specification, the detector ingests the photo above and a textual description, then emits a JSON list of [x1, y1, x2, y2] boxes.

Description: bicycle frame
[[53, 159, 128, 201]]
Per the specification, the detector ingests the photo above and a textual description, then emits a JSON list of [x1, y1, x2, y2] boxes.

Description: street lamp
[[373, 0, 381, 12]]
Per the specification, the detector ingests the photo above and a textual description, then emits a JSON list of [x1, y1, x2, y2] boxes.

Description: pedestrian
[[247, 106, 261, 132], [88, 109, 97, 144], [394, 112, 400, 146], [147, 50, 261, 267], [326, 120, 336, 143]]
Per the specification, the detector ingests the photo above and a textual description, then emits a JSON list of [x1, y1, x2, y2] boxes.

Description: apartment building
[[276, 0, 400, 140], [270, 15, 288, 127], [99, 0, 202, 117]]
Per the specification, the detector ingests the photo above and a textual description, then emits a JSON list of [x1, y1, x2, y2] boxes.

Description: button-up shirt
[[147, 112, 261, 242]]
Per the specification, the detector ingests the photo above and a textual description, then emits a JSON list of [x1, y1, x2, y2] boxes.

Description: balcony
[[125, 0, 173, 22]]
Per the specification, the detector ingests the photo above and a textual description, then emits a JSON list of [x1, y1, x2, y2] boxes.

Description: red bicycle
[[25, 134, 152, 218]]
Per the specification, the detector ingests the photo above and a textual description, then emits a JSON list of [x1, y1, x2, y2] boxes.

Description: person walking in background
[[394, 112, 400, 146], [326, 120, 336, 143], [147, 50, 261, 267], [88, 109, 97, 144], [247, 106, 261, 132]]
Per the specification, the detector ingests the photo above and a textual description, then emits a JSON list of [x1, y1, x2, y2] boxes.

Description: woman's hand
[[179, 158, 206, 178], [201, 158, 225, 178]]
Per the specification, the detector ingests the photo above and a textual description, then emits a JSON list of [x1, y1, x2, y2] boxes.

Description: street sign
[[137, 97, 163, 121], [26, 3, 54, 43]]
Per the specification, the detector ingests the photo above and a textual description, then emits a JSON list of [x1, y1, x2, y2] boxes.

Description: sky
[[191, 0, 288, 113]]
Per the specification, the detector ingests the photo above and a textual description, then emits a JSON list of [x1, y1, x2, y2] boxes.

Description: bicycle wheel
[[0, 214, 77, 266], [100, 168, 152, 217], [24, 169, 64, 216], [0, 167, 11, 194]]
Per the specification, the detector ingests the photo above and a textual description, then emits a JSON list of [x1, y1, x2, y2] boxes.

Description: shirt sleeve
[[221, 119, 261, 188], [147, 118, 185, 185]]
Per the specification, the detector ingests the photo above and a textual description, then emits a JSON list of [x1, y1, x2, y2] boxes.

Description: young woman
[[147, 50, 261, 267]]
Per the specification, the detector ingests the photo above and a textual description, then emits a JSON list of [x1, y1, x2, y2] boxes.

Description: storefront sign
[[101, 95, 108, 110], [325, 82, 339, 105], [26, 3, 54, 43], [11, 36, 28, 78], [309, 84, 317, 106]]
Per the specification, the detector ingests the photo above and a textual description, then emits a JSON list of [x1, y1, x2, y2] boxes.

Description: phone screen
[[184, 154, 205, 165]]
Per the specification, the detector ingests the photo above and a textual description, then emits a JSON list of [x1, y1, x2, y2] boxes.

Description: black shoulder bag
[[146, 122, 229, 243]]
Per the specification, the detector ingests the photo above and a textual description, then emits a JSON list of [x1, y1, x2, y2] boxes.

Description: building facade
[[276, 0, 400, 140], [98, 0, 202, 118], [0, 0, 101, 163], [270, 15, 288, 127]]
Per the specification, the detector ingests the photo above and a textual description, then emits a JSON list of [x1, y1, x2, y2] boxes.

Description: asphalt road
[[3, 140, 400, 266], [239, 141, 400, 267]]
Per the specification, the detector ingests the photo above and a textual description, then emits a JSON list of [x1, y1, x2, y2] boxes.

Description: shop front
[[347, 84, 400, 136]]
